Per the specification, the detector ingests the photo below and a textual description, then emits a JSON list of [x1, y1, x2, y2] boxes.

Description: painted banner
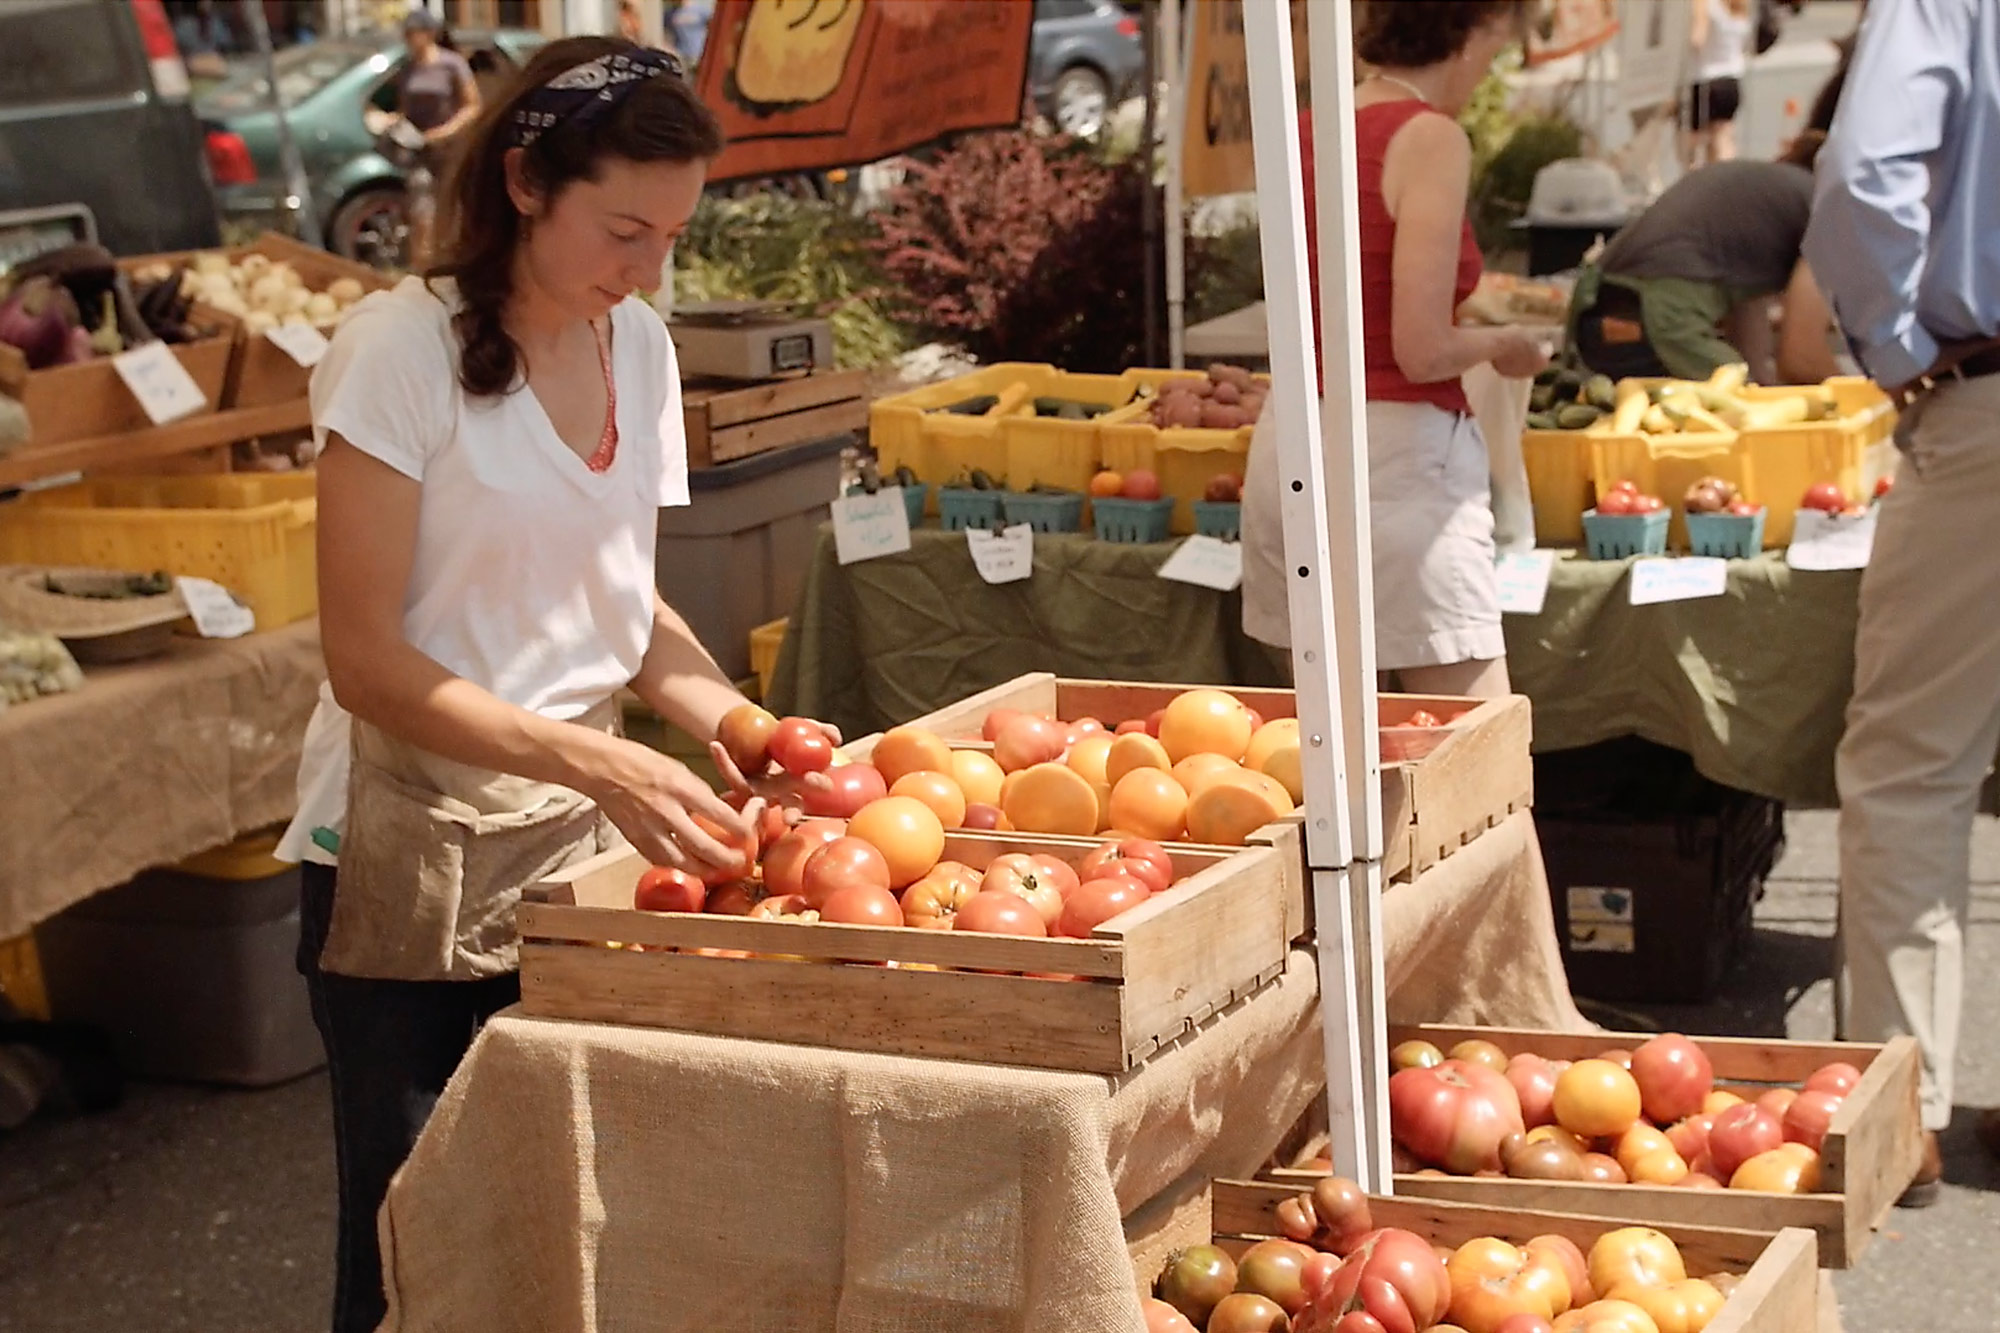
[[1526, 0, 1621, 65], [1182, 0, 1310, 198], [693, 0, 1033, 183]]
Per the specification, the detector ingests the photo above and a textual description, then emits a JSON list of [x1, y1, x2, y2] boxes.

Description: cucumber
[[1556, 404, 1604, 430], [1533, 365, 1563, 388], [1584, 375, 1617, 410], [1529, 384, 1558, 413], [940, 393, 1000, 416], [1552, 369, 1587, 400], [1526, 410, 1560, 431], [968, 468, 1000, 491], [891, 465, 918, 488]]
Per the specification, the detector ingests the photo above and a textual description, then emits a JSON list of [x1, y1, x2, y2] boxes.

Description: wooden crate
[[0, 332, 232, 450], [682, 368, 869, 468], [862, 673, 1532, 885], [1195, 1179, 1821, 1333], [517, 830, 1296, 1073], [1270, 1023, 1925, 1268]]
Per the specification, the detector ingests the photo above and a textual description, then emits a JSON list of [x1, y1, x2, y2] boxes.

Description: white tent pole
[[1163, 0, 1187, 370], [1241, 0, 1385, 1190], [1303, 0, 1389, 1177]]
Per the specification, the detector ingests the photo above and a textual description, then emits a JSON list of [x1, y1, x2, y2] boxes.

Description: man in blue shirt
[[1803, 0, 2000, 1206]]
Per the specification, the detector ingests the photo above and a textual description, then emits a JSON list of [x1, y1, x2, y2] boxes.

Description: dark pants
[[298, 863, 519, 1333], [1573, 278, 1674, 381]]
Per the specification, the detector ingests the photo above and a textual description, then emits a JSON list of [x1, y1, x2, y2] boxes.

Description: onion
[[0, 277, 77, 369]]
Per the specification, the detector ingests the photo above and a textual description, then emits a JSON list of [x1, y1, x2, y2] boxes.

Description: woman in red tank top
[[1242, 1, 1546, 699]]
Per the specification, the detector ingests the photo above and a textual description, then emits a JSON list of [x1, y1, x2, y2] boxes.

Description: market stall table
[[377, 810, 1582, 1332], [0, 618, 323, 940], [768, 530, 1896, 807]]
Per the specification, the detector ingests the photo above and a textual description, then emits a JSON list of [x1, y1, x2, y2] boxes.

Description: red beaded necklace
[[585, 317, 618, 473]]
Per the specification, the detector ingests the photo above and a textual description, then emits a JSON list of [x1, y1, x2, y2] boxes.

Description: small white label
[[112, 341, 208, 426], [1786, 507, 1876, 571], [966, 523, 1034, 584], [1157, 534, 1244, 591], [175, 576, 255, 639], [1495, 549, 1556, 615], [831, 488, 912, 566], [1568, 886, 1636, 954], [263, 321, 330, 368], [1629, 556, 1728, 605]]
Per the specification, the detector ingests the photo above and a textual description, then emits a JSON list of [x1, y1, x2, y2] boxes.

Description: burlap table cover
[[377, 811, 1583, 1332], [0, 618, 323, 938]]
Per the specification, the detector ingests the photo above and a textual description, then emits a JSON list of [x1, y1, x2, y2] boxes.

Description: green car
[[197, 29, 545, 269]]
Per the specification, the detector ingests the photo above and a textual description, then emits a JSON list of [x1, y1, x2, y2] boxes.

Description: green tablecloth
[[766, 529, 1864, 808]]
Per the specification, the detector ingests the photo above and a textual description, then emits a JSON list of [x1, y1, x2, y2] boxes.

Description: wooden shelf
[[0, 399, 310, 491]]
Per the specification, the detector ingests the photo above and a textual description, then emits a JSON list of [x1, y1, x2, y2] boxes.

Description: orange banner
[[1182, 0, 1309, 199], [693, 0, 1034, 183], [1526, 0, 1621, 65]]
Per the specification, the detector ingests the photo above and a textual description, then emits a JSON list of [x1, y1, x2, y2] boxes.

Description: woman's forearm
[[1395, 324, 1517, 385], [629, 593, 748, 743]]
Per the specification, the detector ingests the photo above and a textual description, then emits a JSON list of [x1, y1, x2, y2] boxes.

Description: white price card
[[831, 487, 912, 566], [263, 321, 330, 368], [1629, 557, 1728, 606], [112, 340, 208, 426], [1786, 507, 1877, 571], [175, 576, 255, 639], [965, 523, 1034, 584], [1495, 549, 1557, 615], [1157, 534, 1244, 591]]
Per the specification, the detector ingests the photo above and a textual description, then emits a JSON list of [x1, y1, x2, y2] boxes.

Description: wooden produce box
[[1200, 1179, 1822, 1333], [1274, 1023, 1925, 1268], [867, 673, 1531, 886], [517, 831, 1296, 1073], [0, 332, 232, 450], [682, 368, 869, 468]]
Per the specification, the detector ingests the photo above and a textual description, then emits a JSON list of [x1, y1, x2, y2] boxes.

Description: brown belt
[[1890, 339, 2000, 409]]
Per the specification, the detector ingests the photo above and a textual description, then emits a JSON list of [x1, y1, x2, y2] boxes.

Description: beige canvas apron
[[319, 702, 625, 981]]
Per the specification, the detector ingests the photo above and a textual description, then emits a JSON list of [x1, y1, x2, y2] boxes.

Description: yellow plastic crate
[[0, 931, 49, 1021], [1098, 378, 1259, 534], [1733, 379, 1895, 543], [998, 368, 1128, 494], [749, 617, 787, 701], [1588, 429, 1748, 550], [0, 472, 317, 631], [868, 363, 1047, 505], [1522, 428, 1596, 545]]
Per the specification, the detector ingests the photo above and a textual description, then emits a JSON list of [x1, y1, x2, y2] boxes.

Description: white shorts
[[1241, 399, 1504, 670]]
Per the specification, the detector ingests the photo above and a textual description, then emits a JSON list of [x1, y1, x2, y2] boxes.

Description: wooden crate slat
[[519, 942, 1132, 1071], [693, 368, 868, 428], [707, 398, 869, 464], [0, 397, 312, 490], [1823, 1035, 1925, 1263], [1391, 1023, 1900, 1084]]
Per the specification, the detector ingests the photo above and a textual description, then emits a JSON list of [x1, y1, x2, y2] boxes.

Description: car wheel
[[1051, 65, 1112, 138], [329, 185, 409, 270]]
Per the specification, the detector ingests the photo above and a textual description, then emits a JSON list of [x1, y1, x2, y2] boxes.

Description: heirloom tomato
[[1389, 1060, 1526, 1174]]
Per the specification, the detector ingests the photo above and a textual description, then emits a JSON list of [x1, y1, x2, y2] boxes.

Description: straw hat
[[0, 565, 189, 640]]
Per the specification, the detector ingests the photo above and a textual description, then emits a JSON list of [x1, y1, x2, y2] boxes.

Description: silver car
[[1031, 0, 1144, 139]]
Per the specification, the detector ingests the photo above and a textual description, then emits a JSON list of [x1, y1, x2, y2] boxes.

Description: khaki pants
[[1838, 374, 2000, 1131]]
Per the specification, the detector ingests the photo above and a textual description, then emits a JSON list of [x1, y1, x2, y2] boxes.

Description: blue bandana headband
[[509, 48, 686, 149]]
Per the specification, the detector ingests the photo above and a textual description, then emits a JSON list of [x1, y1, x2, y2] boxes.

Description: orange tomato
[[1701, 1090, 1744, 1116], [1066, 735, 1115, 787], [1107, 768, 1190, 842], [1445, 1237, 1572, 1333], [949, 749, 1005, 806], [1249, 722, 1305, 804], [1158, 688, 1256, 762], [870, 726, 954, 786], [1089, 469, 1124, 498], [1236, 767, 1298, 814], [1527, 1234, 1594, 1307], [1107, 731, 1173, 787], [1172, 752, 1242, 795], [900, 861, 981, 929], [1552, 1300, 1663, 1333], [1587, 1228, 1686, 1302], [1242, 717, 1299, 771], [1626, 1147, 1690, 1186], [846, 795, 945, 889], [981, 708, 1025, 743], [1185, 778, 1287, 846], [1553, 1060, 1644, 1139], [1001, 762, 1101, 836], [890, 770, 967, 830], [1624, 1282, 1723, 1333], [1728, 1144, 1820, 1193], [1612, 1124, 1674, 1176]]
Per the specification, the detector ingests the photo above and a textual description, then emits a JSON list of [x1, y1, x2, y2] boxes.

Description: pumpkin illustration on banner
[[730, 0, 868, 113]]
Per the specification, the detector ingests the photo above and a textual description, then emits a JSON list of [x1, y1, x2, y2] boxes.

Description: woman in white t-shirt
[[1686, 0, 1753, 164], [276, 38, 819, 1333]]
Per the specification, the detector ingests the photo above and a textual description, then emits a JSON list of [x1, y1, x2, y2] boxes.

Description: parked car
[[197, 28, 544, 268], [0, 0, 221, 258], [1030, 0, 1144, 139]]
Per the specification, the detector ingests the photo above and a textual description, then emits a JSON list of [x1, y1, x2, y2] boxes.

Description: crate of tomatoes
[[1139, 1176, 1820, 1333], [1271, 1023, 1924, 1269]]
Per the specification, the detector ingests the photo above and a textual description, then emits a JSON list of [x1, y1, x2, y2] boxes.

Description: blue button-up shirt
[[1803, 0, 2000, 386]]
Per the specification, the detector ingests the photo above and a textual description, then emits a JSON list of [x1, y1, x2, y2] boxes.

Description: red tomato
[[802, 762, 887, 818], [748, 893, 816, 921], [993, 714, 1069, 771], [1663, 1113, 1714, 1166], [1069, 716, 1107, 741], [768, 717, 833, 775], [1609, 479, 1639, 495], [1874, 474, 1894, 499], [1633, 494, 1665, 514], [961, 802, 1006, 830], [689, 813, 759, 887], [1057, 876, 1148, 937], [1207, 1294, 1289, 1333], [633, 866, 705, 913], [1505, 1053, 1561, 1129], [1801, 482, 1846, 513], [954, 889, 1047, 937], [1115, 719, 1150, 735], [979, 853, 1066, 929], [1756, 1088, 1798, 1120], [1782, 1090, 1844, 1152], [1526, 1234, 1593, 1307], [818, 883, 904, 927], [1145, 707, 1166, 737], [715, 703, 778, 774], [1629, 1033, 1715, 1125], [1142, 1298, 1199, 1333], [1706, 1102, 1783, 1179], [761, 820, 845, 899], [1081, 838, 1175, 893], [1156, 1245, 1238, 1326], [981, 707, 1025, 743], [704, 879, 770, 916], [1121, 468, 1163, 501], [1445, 1236, 1572, 1332], [1596, 490, 1637, 516], [1300, 1228, 1452, 1333], [1804, 1061, 1862, 1097], [1028, 851, 1081, 899], [1388, 1060, 1526, 1174], [800, 836, 892, 910]]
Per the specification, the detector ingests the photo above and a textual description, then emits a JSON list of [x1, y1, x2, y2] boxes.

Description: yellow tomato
[[1446, 1237, 1572, 1333], [1625, 1279, 1726, 1333], [1587, 1228, 1687, 1302], [1554, 1059, 1644, 1139], [1728, 1145, 1821, 1194], [948, 750, 1005, 806], [1553, 1299, 1663, 1333]]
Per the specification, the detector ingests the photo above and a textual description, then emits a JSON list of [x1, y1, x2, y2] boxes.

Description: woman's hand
[[1489, 327, 1554, 380], [589, 738, 760, 873]]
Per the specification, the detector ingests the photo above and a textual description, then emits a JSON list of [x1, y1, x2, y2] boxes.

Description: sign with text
[[966, 523, 1034, 584], [1182, 0, 1310, 198], [832, 487, 912, 566], [1629, 557, 1728, 605], [1496, 549, 1557, 615], [176, 576, 254, 639], [264, 322, 330, 368], [1158, 534, 1245, 591], [1787, 508, 1877, 571], [694, 0, 1034, 184], [112, 341, 207, 426]]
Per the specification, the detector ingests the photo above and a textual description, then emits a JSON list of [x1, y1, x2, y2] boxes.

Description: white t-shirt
[[1695, 0, 1751, 82], [275, 276, 690, 865]]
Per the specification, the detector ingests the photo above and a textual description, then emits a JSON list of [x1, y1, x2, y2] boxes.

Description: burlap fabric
[[377, 812, 1581, 1332], [0, 619, 323, 938]]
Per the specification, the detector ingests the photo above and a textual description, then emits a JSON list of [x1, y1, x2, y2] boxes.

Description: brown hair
[[1357, 1, 1524, 69], [429, 36, 724, 398]]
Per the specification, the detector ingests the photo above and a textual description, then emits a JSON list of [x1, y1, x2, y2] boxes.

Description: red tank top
[[1303, 101, 1482, 414]]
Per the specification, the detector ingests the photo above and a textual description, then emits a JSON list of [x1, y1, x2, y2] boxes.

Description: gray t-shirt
[[1601, 161, 1815, 298], [400, 50, 474, 134]]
